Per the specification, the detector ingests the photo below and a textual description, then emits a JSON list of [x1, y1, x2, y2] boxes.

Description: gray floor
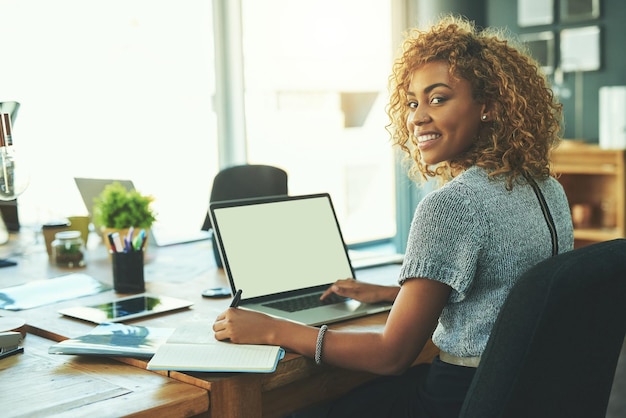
[[607, 338, 626, 418]]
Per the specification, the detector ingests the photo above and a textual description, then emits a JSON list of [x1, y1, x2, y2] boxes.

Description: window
[[0, 0, 217, 232], [240, 0, 398, 245], [2, 0, 403, 248]]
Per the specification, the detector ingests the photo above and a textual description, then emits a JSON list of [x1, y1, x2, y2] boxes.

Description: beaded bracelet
[[314, 324, 328, 365]]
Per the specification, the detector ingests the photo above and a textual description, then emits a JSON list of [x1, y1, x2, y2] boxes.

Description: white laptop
[[209, 193, 393, 326], [73, 177, 211, 246]]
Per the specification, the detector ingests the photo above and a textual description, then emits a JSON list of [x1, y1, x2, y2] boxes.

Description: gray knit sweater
[[399, 166, 574, 357]]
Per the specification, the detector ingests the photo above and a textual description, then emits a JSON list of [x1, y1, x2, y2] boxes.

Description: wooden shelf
[[552, 142, 625, 248], [573, 227, 622, 242]]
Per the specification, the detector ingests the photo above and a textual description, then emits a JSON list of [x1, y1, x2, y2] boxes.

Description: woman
[[213, 15, 574, 417]]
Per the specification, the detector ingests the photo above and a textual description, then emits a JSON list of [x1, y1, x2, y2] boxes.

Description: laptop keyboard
[[263, 293, 348, 313]]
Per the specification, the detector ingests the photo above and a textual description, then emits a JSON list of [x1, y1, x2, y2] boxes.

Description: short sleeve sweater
[[399, 166, 574, 357]]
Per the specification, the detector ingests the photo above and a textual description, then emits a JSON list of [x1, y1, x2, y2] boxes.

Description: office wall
[[415, 0, 486, 27], [487, 0, 626, 143]]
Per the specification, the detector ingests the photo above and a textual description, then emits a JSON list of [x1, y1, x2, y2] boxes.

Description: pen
[[107, 232, 117, 253], [125, 226, 134, 252], [133, 229, 146, 251], [230, 289, 242, 308], [138, 229, 147, 251], [111, 232, 125, 253]]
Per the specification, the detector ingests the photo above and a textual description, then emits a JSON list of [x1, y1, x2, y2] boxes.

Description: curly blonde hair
[[387, 15, 563, 189]]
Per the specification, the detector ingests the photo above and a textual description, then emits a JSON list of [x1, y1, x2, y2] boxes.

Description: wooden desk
[[0, 234, 437, 417], [166, 314, 438, 418], [0, 332, 208, 417]]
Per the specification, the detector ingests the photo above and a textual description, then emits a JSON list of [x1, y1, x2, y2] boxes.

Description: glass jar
[[51, 230, 86, 268]]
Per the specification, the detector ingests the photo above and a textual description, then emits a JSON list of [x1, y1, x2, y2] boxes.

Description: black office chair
[[460, 238, 626, 418], [202, 164, 288, 267]]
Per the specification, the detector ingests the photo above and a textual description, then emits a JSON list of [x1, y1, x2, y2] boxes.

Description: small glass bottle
[[51, 230, 86, 268]]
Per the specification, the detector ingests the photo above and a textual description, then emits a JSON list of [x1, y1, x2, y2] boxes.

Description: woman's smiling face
[[406, 61, 487, 166]]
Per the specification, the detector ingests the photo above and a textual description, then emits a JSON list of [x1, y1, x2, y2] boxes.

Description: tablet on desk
[[58, 294, 193, 324]]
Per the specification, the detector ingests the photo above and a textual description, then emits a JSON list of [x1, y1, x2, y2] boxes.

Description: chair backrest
[[460, 238, 626, 418], [202, 164, 288, 231], [202, 164, 288, 267], [209, 164, 288, 204]]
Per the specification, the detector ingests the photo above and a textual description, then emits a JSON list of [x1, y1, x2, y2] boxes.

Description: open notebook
[[209, 193, 392, 326], [147, 321, 284, 373]]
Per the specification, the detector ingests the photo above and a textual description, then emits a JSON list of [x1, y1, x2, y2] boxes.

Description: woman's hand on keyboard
[[320, 278, 400, 304]]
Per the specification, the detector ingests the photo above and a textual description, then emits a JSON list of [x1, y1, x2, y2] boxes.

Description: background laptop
[[74, 177, 210, 246], [209, 193, 393, 326]]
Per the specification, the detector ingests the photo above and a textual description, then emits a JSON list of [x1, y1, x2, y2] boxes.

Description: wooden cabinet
[[551, 141, 625, 248]]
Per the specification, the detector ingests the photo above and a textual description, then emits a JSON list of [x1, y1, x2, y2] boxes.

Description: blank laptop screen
[[211, 195, 354, 300]]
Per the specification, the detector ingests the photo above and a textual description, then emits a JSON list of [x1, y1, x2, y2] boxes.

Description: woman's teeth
[[417, 133, 440, 143]]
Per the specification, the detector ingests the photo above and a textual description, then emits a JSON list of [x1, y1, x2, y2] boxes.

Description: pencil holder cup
[[112, 250, 145, 293]]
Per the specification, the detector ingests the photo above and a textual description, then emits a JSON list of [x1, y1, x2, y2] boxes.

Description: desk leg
[[209, 374, 263, 418]]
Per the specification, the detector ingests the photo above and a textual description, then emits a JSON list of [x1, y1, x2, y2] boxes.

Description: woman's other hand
[[320, 278, 400, 304]]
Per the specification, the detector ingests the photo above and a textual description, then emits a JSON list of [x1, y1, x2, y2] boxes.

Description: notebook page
[[166, 320, 215, 344]]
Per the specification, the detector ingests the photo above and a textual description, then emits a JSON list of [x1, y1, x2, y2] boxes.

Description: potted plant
[[93, 182, 157, 249]]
